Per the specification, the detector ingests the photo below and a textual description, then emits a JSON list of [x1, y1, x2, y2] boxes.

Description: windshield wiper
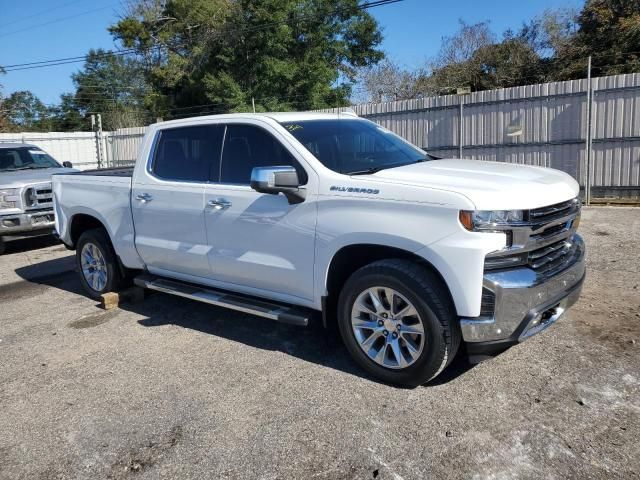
[[348, 158, 430, 175], [347, 166, 387, 176]]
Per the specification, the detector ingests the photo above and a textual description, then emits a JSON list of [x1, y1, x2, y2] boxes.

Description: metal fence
[[0, 127, 147, 171], [327, 72, 640, 199], [0, 131, 101, 170], [104, 127, 147, 168], [2, 72, 638, 199]]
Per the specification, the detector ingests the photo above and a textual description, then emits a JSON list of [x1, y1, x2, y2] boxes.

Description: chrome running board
[[134, 274, 310, 326]]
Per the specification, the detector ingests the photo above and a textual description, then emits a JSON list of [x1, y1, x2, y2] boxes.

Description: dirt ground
[[0, 206, 639, 480]]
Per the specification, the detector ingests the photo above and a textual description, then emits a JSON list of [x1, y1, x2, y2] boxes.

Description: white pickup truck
[[53, 112, 585, 386]]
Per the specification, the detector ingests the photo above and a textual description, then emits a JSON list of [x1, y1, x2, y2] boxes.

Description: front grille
[[485, 198, 581, 274], [24, 183, 53, 210], [526, 199, 580, 273], [529, 198, 579, 223], [528, 238, 577, 274]]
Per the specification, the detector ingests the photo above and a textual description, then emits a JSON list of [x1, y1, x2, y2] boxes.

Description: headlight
[[0, 188, 19, 210], [459, 210, 524, 231]]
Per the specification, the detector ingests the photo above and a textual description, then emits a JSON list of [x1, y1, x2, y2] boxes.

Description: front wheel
[[76, 228, 123, 300], [337, 259, 460, 388]]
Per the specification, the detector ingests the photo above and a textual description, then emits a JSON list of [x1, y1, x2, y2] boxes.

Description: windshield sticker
[[285, 124, 303, 132]]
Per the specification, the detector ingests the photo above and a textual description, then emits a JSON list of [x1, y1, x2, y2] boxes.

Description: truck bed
[[52, 168, 143, 269]]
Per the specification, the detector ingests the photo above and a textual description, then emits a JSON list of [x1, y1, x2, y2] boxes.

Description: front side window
[[152, 125, 224, 182], [220, 124, 307, 185], [0, 147, 61, 171], [281, 119, 426, 174]]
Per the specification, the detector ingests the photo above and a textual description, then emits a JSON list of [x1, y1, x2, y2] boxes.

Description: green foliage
[[109, 0, 384, 116], [359, 0, 640, 101], [68, 49, 152, 130], [553, 0, 640, 78], [1, 91, 53, 132]]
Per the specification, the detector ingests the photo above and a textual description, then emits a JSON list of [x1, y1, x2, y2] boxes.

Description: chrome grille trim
[[529, 199, 578, 221], [23, 182, 53, 210], [485, 198, 581, 273]]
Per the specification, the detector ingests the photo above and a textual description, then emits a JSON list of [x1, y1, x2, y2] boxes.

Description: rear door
[[132, 124, 224, 278], [203, 122, 317, 302]]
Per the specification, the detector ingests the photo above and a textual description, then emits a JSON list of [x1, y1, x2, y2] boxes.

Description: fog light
[[530, 313, 543, 327], [2, 218, 19, 227]]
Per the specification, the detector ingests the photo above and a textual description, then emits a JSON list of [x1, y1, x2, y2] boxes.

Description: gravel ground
[[0, 207, 639, 480]]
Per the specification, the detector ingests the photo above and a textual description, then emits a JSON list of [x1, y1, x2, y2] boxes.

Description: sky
[[0, 0, 584, 105]]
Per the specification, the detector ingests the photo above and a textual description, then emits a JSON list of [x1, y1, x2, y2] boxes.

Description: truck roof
[[155, 110, 359, 128], [0, 142, 39, 149]]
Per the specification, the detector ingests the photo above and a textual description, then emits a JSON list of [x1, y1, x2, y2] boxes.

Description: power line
[[3, 0, 87, 27], [1, 0, 405, 72], [0, 4, 119, 39]]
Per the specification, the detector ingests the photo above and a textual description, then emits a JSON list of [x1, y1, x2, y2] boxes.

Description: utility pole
[[252, 98, 256, 113], [585, 56, 593, 206]]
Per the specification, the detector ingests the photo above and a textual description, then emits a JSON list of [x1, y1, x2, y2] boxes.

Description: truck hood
[[0, 167, 77, 189], [371, 159, 579, 210]]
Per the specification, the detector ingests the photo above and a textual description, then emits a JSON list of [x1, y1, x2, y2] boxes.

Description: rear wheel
[[337, 259, 460, 387], [76, 228, 122, 300]]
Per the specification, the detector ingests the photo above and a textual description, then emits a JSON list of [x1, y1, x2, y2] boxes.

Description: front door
[[203, 122, 317, 302], [132, 124, 224, 278]]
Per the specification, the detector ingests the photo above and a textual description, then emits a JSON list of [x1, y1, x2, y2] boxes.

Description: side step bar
[[133, 274, 310, 327]]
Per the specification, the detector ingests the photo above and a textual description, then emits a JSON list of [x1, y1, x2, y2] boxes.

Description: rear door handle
[[207, 198, 232, 210], [136, 193, 152, 202]]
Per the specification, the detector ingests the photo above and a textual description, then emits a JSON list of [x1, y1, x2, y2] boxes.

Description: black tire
[[0, 238, 5, 255], [337, 259, 461, 388], [75, 228, 123, 300]]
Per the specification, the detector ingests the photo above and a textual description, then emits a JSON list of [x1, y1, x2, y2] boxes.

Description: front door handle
[[136, 193, 153, 202], [207, 198, 232, 210]]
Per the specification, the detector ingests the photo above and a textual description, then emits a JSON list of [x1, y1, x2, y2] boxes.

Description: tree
[[66, 49, 152, 130], [355, 60, 432, 103], [109, 0, 384, 115], [48, 94, 88, 132], [471, 35, 546, 89], [553, 0, 640, 78], [518, 8, 579, 59], [0, 69, 11, 132], [2, 91, 53, 131], [428, 20, 496, 92]]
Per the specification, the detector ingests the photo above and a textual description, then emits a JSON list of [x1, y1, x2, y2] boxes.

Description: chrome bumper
[[0, 210, 55, 237], [461, 234, 586, 343]]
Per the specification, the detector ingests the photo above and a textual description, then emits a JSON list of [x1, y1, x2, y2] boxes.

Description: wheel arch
[[322, 244, 455, 329], [68, 213, 110, 248]]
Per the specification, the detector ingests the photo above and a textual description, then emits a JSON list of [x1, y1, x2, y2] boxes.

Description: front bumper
[[0, 210, 55, 238], [460, 234, 586, 348]]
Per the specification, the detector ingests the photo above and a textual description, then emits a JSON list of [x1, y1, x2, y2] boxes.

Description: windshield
[[281, 119, 427, 174], [0, 147, 61, 172]]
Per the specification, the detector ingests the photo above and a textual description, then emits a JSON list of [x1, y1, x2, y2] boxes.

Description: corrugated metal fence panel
[[105, 126, 147, 168], [591, 74, 640, 188], [0, 131, 99, 170], [327, 73, 640, 194]]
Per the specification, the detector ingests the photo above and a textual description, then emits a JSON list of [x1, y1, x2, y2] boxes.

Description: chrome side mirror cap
[[250, 166, 306, 204]]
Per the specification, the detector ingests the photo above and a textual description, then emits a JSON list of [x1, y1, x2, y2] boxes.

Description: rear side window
[[152, 125, 224, 182], [220, 124, 307, 185]]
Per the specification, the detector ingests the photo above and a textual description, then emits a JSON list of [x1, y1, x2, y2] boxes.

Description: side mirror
[[62, 161, 73, 168], [250, 166, 306, 204]]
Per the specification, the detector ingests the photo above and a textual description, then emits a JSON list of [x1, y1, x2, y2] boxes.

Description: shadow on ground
[[2, 235, 61, 255], [14, 256, 475, 387]]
